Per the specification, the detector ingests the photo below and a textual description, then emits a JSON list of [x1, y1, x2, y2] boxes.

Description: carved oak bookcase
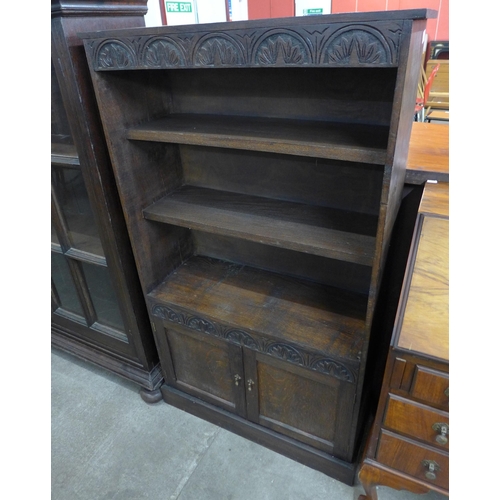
[[51, 0, 162, 397], [81, 9, 435, 484]]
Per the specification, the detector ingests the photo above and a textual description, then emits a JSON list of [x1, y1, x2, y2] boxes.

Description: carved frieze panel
[[151, 303, 358, 383], [86, 20, 403, 71]]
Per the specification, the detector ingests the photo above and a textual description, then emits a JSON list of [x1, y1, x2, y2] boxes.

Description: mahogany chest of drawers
[[358, 181, 449, 499]]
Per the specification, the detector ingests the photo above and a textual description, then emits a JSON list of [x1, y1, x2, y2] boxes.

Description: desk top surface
[[405, 122, 449, 184], [394, 182, 449, 362]]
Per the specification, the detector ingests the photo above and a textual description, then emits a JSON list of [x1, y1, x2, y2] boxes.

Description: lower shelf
[[148, 255, 368, 363], [161, 383, 358, 486]]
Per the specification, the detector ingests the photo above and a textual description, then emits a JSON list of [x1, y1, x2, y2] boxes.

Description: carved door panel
[[243, 349, 356, 460], [160, 323, 247, 416]]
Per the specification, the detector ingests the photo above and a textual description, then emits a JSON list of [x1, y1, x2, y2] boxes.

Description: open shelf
[[127, 114, 389, 164], [143, 186, 377, 266], [148, 255, 368, 361]]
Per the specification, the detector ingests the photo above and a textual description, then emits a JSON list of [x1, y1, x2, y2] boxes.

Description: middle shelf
[[127, 114, 389, 164], [143, 185, 378, 266]]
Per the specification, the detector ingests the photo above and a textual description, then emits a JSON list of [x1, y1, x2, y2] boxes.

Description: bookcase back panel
[[168, 67, 397, 126], [181, 145, 384, 215], [192, 231, 372, 295]]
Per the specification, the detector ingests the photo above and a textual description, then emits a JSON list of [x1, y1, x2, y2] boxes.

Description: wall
[[145, 0, 163, 26], [248, 0, 449, 40], [147, 0, 448, 41]]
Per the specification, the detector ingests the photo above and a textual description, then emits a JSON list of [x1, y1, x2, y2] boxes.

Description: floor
[[52, 348, 447, 500]]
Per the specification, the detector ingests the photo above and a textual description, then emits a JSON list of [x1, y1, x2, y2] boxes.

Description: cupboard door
[[160, 323, 247, 416], [243, 349, 355, 459]]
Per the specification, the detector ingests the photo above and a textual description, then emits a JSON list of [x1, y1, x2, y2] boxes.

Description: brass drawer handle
[[432, 422, 449, 445], [234, 374, 242, 386], [422, 459, 440, 480], [247, 379, 255, 391]]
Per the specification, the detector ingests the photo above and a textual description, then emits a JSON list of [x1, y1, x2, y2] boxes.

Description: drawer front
[[384, 395, 449, 449], [410, 365, 449, 408], [377, 430, 449, 490]]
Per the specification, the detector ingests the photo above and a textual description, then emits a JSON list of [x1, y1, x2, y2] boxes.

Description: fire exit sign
[[295, 1, 331, 17], [305, 8, 323, 14], [166, 1, 192, 13]]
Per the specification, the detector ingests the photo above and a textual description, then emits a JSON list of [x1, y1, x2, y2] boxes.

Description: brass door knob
[[234, 374, 242, 386], [432, 422, 449, 445], [247, 379, 255, 391], [422, 460, 440, 480]]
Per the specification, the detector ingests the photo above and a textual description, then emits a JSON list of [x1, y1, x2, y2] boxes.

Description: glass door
[[51, 61, 128, 344]]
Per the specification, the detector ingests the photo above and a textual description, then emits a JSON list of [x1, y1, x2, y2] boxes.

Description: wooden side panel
[[84, 69, 191, 294]]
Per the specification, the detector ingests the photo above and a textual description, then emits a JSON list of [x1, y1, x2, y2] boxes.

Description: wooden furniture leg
[[358, 462, 441, 500], [139, 387, 163, 404]]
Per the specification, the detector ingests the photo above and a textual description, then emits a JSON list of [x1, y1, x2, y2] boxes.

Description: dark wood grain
[[180, 145, 385, 215], [143, 186, 377, 265], [128, 114, 389, 164], [83, 8, 435, 484], [149, 255, 368, 360]]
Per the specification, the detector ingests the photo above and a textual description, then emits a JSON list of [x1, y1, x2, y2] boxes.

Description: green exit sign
[[305, 8, 323, 14], [166, 1, 192, 13]]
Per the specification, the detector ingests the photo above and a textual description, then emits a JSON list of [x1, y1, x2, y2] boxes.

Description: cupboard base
[[160, 383, 357, 486]]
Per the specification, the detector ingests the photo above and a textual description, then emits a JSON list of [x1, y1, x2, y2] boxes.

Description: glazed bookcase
[[51, 0, 162, 396], [81, 9, 435, 484]]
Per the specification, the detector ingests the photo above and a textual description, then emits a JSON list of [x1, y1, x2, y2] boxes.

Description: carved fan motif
[[152, 304, 183, 324], [195, 37, 242, 66], [225, 329, 259, 349], [143, 39, 184, 67], [311, 358, 355, 382], [256, 34, 309, 65], [187, 316, 218, 335], [97, 41, 136, 69], [266, 343, 305, 364], [325, 29, 390, 65]]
